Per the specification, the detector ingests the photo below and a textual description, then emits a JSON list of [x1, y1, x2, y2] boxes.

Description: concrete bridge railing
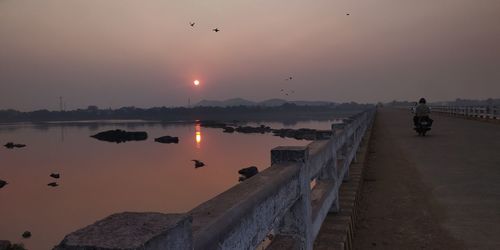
[[55, 109, 376, 250], [431, 105, 500, 120]]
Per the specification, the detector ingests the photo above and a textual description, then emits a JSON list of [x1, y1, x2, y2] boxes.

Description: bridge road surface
[[354, 108, 500, 249]]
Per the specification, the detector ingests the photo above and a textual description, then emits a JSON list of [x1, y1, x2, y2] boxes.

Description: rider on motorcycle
[[413, 98, 433, 126]]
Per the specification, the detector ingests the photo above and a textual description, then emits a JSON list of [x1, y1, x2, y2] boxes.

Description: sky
[[1, 0, 499, 111]]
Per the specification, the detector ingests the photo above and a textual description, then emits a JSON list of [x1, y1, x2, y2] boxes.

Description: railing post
[[271, 146, 312, 250], [332, 121, 349, 178]]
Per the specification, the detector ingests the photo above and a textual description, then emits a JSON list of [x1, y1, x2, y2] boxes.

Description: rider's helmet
[[419, 98, 426, 104]]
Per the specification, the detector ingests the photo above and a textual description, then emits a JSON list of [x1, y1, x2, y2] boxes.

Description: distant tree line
[[0, 102, 373, 123]]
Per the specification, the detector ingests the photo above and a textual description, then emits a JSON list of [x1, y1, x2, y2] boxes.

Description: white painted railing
[[55, 108, 376, 250], [431, 106, 500, 120]]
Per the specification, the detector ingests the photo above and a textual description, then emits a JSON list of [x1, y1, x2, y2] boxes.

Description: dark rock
[[222, 127, 235, 133], [199, 121, 228, 128], [50, 173, 60, 179], [154, 136, 179, 144], [47, 182, 59, 187], [0, 180, 7, 189], [235, 125, 272, 134], [238, 166, 259, 181], [6, 243, 26, 250], [0, 240, 10, 250], [4, 142, 26, 149], [90, 130, 148, 143], [21, 231, 31, 239]]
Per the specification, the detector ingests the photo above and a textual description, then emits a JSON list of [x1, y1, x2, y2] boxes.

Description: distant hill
[[195, 98, 257, 107], [259, 98, 288, 106], [195, 98, 335, 107]]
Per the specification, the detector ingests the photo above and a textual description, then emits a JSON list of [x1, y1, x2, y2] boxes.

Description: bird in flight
[[0, 179, 7, 188], [190, 22, 195, 27], [192, 160, 206, 168], [213, 28, 220, 32], [285, 76, 293, 81], [346, 13, 350, 16], [50, 173, 60, 179]]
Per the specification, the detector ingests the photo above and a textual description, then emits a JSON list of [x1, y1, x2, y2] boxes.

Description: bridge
[[54, 106, 500, 250], [352, 107, 500, 250]]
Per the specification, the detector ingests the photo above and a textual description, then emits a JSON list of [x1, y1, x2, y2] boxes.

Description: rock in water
[[235, 125, 272, 134], [0, 240, 11, 250], [223, 127, 235, 133], [154, 136, 179, 144], [199, 121, 227, 128], [90, 130, 148, 143], [0, 180, 7, 189], [4, 142, 26, 149], [22, 231, 31, 238], [238, 166, 259, 181]]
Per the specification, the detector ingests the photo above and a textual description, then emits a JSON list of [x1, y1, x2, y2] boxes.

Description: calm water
[[0, 120, 337, 249]]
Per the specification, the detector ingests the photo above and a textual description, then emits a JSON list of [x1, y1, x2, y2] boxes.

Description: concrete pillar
[[271, 146, 313, 250], [317, 143, 340, 213], [331, 122, 345, 136]]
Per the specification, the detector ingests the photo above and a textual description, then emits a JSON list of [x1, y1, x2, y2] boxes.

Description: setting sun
[[194, 80, 200, 86]]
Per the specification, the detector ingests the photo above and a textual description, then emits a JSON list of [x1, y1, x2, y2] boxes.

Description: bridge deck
[[354, 108, 500, 249]]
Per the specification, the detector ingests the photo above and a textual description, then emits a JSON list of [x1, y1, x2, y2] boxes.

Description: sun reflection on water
[[195, 123, 202, 148]]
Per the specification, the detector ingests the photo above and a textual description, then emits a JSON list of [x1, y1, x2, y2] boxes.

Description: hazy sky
[[1, 0, 499, 111]]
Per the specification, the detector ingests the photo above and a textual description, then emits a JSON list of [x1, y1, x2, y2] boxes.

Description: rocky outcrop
[[235, 125, 272, 134], [155, 136, 179, 144], [0, 241, 11, 250], [90, 130, 148, 143], [222, 127, 235, 133], [202, 121, 333, 141], [0, 241, 26, 250], [4, 142, 26, 149], [199, 121, 228, 129]]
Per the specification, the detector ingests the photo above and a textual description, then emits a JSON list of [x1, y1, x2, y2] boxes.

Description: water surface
[[0, 120, 337, 249]]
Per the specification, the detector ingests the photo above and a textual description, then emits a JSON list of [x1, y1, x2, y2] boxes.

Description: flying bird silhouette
[[190, 22, 195, 27], [192, 160, 206, 168], [50, 173, 60, 179], [212, 28, 220, 32], [285, 76, 293, 81], [0, 179, 7, 189]]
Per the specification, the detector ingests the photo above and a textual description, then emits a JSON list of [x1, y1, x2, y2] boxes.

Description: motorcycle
[[414, 117, 432, 136]]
